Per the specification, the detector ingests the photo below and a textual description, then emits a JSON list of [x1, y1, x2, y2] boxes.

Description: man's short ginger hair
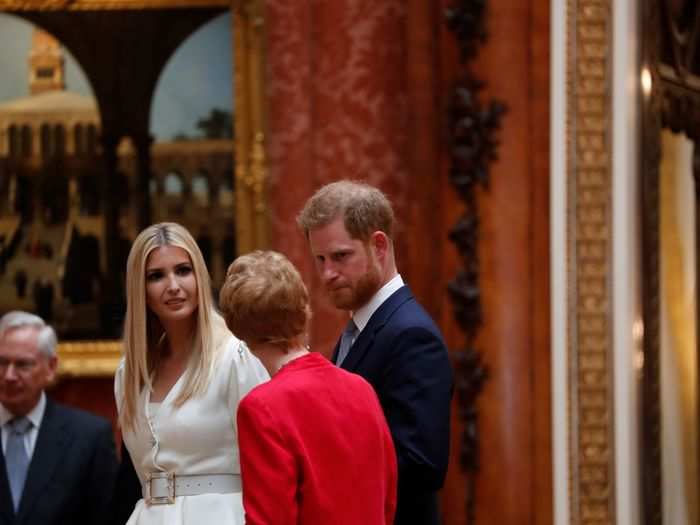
[[296, 180, 395, 241], [219, 250, 311, 348]]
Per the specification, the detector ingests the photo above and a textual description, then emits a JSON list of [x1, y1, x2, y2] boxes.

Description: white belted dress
[[114, 335, 268, 524]]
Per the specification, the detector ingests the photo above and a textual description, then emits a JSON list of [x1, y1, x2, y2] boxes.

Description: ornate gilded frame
[[640, 0, 700, 523], [0, 0, 268, 376], [566, 0, 616, 523]]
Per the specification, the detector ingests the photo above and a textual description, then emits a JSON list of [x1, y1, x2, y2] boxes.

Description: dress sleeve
[[114, 359, 126, 416], [237, 394, 297, 525], [226, 338, 269, 422]]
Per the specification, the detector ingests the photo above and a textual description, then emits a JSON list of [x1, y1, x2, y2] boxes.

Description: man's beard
[[330, 258, 382, 311]]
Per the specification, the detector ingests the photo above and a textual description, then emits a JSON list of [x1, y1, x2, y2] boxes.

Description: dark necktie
[[336, 318, 358, 366], [5, 416, 32, 511]]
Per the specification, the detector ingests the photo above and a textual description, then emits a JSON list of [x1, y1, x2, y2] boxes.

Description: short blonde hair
[[120, 222, 227, 431], [219, 250, 310, 349], [296, 180, 395, 241]]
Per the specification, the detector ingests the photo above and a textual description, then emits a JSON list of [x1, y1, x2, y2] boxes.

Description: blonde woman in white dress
[[114, 222, 268, 524]]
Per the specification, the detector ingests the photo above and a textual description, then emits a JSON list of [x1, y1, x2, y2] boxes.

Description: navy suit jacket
[[110, 443, 141, 525], [332, 285, 453, 525], [0, 399, 117, 525]]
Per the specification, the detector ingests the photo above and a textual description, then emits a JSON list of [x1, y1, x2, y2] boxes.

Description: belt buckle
[[145, 471, 175, 505]]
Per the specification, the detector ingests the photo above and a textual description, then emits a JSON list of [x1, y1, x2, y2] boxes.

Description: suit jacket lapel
[[0, 445, 15, 523], [341, 286, 413, 372], [16, 400, 68, 521]]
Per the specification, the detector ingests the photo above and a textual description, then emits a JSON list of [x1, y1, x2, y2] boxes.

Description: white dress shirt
[[351, 273, 405, 335], [0, 392, 46, 460]]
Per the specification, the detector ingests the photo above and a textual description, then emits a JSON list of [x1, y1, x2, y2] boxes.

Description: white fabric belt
[[143, 472, 241, 505]]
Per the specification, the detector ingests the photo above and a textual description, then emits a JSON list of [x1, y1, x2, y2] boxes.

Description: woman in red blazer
[[219, 250, 397, 525]]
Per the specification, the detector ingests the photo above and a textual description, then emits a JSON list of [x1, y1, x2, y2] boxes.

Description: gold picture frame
[[639, 0, 700, 522], [0, 0, 268, 376]]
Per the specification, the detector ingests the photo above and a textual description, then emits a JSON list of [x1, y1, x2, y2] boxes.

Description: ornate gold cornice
[[57, 340, 121, 377], [567, 0, 615, 523], [0, 0, 228, 11]]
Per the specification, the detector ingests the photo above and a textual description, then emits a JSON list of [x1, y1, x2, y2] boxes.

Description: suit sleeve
[[237, 394, 297, 525], [85, 420, 119, 525], [382, 326, 453, 491]]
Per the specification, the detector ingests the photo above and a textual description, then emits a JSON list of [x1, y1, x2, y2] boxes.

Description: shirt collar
[[0, 391, 46, 429], [352, 274, 404, 332]]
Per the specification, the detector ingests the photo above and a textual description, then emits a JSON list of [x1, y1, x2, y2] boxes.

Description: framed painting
[[0, 0, 268, 376]]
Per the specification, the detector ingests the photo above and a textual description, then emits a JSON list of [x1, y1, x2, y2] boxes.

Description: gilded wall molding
[[566, 0, 615, 523], [233, 0, 268, 254], [56, 340, 122, 377], [0, 0, 228, 11]]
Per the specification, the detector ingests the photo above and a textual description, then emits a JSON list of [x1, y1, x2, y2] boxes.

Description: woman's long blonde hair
[[119, 222, 228, 431]]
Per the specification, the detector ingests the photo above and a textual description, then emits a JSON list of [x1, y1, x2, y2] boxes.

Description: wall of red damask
[[265, 0, 418, 355], [266, 1, 552, 525]]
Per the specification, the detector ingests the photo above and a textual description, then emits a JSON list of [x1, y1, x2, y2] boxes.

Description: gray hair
[[0, 311, 57, 357]]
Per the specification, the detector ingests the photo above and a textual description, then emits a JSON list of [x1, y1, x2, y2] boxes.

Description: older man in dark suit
[[0, 311, 117, 525], [298, 180, 453, 525]]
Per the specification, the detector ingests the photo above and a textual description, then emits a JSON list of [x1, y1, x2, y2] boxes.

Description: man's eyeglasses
[[0, 358, 38, 374]]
